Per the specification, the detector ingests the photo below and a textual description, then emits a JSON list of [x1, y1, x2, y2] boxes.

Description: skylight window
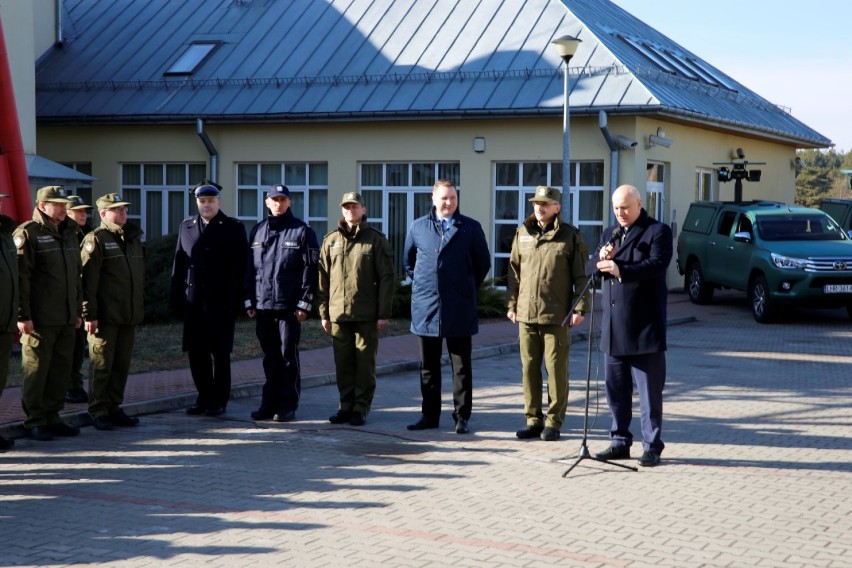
[[165, 42, 219, 76]]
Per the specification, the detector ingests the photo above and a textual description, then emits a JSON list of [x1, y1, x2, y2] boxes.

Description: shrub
[[144, 233, 178, 322]]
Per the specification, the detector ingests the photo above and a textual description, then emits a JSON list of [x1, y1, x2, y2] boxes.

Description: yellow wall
[[38, 116, 799, 287]]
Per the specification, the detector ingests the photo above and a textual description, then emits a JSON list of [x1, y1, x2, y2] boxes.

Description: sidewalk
[[0, 292, 698, 439]]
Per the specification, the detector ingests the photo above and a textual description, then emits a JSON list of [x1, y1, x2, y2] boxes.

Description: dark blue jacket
[[245, 209, 319, 313], [585, 209, 672, 357], [404, 207, 491, 338]]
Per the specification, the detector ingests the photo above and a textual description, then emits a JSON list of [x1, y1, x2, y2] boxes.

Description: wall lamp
[[473, 136, 486, 153], [646, 127, 673, 149], [615, 135, 638, 150]]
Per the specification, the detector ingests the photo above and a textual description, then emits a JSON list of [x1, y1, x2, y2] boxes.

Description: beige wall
[[0, 0, 37, 153], [37, 117, 799, 287]]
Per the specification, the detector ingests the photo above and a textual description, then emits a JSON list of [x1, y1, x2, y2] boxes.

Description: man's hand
[[321, 318, 331, 333], [295, 309, 308, 323], [246, 309, 256, 319], [599, 243, 615, 260], [568, 313, 585, 327], [595, 259, 621, 279], [377, 319, 388, 332], [507, 310, 517, 324], [85, 320, 98, 334], [17, 320, 33, 335]]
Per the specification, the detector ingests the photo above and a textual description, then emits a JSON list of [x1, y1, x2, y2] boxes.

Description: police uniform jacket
[[14, 207, 82, 326], [403, 207, 491, 338], [245, 208, 319, 313], [0, 215, 19, 333], [317, 220, 395, 323], [507, 215, 589, 325], [584, 208, 672, 357], [81, 219, 145, 326]]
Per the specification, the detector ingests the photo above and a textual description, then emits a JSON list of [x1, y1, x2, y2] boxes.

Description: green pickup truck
[[676, 200, 852, 322]]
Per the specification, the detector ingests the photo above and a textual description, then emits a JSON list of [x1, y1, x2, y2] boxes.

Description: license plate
[[824, 284, 852, 293]]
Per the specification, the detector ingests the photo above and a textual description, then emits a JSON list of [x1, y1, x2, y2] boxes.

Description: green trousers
[[331, 321, 379, 415], [88, 324, 136, 418], [20, 325, 75, 428], [519, 322, 571, 430]]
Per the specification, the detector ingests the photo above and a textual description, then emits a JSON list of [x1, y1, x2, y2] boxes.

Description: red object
[[0, 16, 31, 223]]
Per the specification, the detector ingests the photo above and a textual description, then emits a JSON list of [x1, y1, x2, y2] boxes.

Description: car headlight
[[771, 252, 808, 270]]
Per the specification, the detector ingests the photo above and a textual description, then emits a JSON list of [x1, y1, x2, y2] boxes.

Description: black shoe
[[595, 445, 631, 460], [349, 412, 366, 426], [638, 450, 661, 467], [0, 435, 13, 451], [93, 415, 114, 431], [407, 415, 439, 431], [65, 388, 89, 403], [516, 424, 544, 439], [47, 423, 80, 437], [204, 407, 225, 417], [185, 404, 206, 415], [251, 408, 275, 421], [455, 418, 470, 434], [541, 427, 560, 441], [109, 410, 139, 427], [273, 410, 296, 423], [30, 426, 54, 441], [328, 410, 352, 424]]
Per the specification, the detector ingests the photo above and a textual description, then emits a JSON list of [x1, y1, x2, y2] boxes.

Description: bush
[[391, 277, 507, 319], [144, 233, 178, 322]]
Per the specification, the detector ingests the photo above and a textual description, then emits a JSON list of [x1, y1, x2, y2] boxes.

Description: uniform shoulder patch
[[84, 239, 96, 254], [13, 234, 25, 249]]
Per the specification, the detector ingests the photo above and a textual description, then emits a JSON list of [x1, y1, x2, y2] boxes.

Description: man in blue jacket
[[586, 184, 672, 467], [403, 179, 491, 434], [245, 184, 319, 423]]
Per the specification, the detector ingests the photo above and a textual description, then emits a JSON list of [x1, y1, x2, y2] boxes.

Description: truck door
[[705, 209, 737, 285]]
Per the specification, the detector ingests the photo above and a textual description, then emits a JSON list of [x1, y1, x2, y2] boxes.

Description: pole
[[561, 61, 571, 215]]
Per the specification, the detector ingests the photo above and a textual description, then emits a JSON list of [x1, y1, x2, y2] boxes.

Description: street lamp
[[551, 35, 582, 216]]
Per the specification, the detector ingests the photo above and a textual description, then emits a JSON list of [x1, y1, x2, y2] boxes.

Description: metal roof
[[35, 0, 830, 147]]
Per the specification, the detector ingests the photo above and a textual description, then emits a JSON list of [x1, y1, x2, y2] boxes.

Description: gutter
[[598, 111, 619, 226]]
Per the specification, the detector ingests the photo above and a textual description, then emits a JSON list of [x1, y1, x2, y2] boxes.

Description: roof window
[[164, 42, 219, 76], [620, 34, 736, 91]]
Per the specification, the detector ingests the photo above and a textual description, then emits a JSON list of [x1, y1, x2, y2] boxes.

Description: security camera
[[647, 134, 673, 149], [615, 135, 638, 150], [732, 147, 745, 160]]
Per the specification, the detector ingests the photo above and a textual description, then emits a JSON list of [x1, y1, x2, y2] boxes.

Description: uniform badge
[[84, 241, 95, 253], [13, 235, 24, 249], [538, 187, 548, 196]]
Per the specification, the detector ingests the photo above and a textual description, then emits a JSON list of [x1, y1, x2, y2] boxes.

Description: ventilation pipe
[[55, 0, 63, 46], [598, 111, 619, 225], [196, 118, 218, 182]]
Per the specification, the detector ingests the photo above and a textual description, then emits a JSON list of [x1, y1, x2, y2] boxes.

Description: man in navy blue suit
[[586, 184, 672, 467]]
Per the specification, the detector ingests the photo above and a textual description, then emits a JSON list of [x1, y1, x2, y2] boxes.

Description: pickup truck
[[676, 200, 852, 322]]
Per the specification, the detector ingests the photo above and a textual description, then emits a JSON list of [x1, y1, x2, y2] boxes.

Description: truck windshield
[[756, 215, 846, 241]]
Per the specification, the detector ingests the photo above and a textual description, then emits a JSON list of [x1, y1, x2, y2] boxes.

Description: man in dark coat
[[65, 195, 94, 404], [0, 191, 18, 450], [586, 184, 672, 467], [171, 180, 248, 417], [403, 179, 491, 434]]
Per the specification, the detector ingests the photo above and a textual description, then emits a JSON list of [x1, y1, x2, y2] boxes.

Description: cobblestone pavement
[[1, 296, 850, 567]]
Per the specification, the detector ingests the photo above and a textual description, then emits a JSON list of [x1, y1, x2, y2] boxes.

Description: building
[[18, 0, 832, 284]]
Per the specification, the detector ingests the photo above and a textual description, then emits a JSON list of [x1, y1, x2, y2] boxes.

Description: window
[[165, 42, 219, 76], [120, 163, 206, 238], [695, 168, 715, 201], [493, 161, 605, 286], [236, 162, 329, 236], [620, 34, 737, 91], [646, 162, 665, 222], [60, 162, 93, 221], [358, 162, 460, 276]]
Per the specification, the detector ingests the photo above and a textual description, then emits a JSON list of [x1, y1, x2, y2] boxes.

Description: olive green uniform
[[14, 208, 83, 430], [507, 215, 589, 431], [81, 219, 145, 419], [70, 222, 93, 392], [317, 221, 394, 415], [0, 215, 19, 402]]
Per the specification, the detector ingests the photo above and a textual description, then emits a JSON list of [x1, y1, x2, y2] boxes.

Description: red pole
[[0, 14, 33, 223]]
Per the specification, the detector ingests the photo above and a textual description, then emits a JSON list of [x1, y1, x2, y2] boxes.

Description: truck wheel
[[749, 275, 777, 323], [685, 261, 713, 304]]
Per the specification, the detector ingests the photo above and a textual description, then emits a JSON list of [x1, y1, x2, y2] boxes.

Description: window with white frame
[[695, 168, 715, 201], [358, 162, 460, 276], [120, 163, 206, 238], [646, 162, 666, 222], [493, 161, 604, 286], [60, 162, 93, 223], [235, 162, 329, 236]]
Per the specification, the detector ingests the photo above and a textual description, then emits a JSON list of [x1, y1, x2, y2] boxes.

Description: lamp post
[[551, 35, 582, 216]]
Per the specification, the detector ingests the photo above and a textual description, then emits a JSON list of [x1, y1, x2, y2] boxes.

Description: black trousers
[[188, 348, 232, 409], [255, 310, 301, 413], [417, 335, 472, 422], [604, 351, 666, 454]]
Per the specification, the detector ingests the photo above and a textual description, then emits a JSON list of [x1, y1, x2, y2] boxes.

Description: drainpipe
[[598, 111, 618, 226], [196, 118, 218, 182], [55, 0, 63, 46]]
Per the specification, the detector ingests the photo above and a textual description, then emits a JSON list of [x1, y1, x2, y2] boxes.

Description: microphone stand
[[560, 271, 637, 477]]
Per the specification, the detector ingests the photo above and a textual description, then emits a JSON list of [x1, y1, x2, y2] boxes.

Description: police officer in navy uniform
[[0, 191, 18, 450], [245, 184, 319, 422], [171, 180, 248, 417], [82, 193, 145, 431], [14, 186, 83, 441], [65, 194, 94, 404]]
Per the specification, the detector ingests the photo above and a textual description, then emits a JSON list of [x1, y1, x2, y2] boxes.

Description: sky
[[611, 0, 852, 152]]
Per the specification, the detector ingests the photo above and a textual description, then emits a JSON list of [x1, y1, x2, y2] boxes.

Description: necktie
[[441, 219, 449, 233]]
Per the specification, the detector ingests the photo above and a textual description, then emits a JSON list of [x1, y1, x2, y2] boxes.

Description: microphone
[[593, 226, 624, 279]]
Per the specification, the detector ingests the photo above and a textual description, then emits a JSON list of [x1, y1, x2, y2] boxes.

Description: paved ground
[[1, 292, 851, 567]]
